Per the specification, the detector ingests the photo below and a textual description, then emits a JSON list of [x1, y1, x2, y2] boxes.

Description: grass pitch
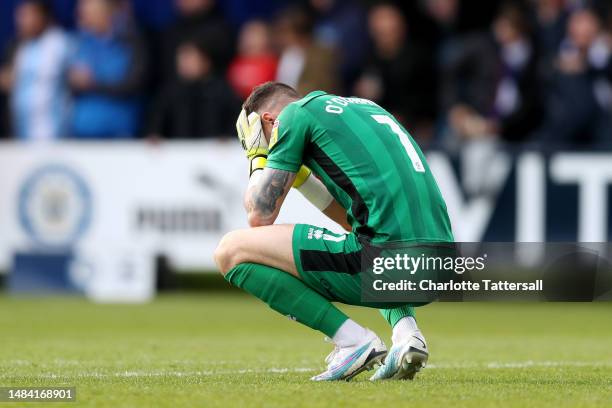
[[0, 293, 611, 407]]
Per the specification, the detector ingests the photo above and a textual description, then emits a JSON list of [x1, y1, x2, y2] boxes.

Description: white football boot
[[311, 329, 387, 381], [370, 332, 428, 381]]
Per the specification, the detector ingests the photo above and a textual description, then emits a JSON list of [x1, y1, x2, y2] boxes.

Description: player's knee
[[214, 231, 244, 275], [214, 234, 234, 275]]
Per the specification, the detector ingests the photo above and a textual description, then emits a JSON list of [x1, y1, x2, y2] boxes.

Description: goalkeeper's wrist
[[249, 155, 267, 177], [295, 172, 334, 211], [246, 147, 269, 161], [292, 165, 311, 188]]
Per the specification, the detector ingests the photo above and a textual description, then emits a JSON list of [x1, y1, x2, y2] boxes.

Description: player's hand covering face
[[235, 108, 313, 187], [236, 109, 268, 160]]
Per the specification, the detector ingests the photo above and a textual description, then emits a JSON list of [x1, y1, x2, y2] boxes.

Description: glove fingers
[[236, 109, 269, 158]]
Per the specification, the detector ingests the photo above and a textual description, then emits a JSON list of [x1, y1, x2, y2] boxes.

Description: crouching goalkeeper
[[214, 82, 454, 381]]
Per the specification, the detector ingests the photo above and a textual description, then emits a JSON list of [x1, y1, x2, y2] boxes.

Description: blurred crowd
[[0, 0, 611, 150]]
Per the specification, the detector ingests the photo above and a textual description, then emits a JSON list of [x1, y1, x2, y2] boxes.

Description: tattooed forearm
[[245, 168, 294, 226], [253, 170, 290, 217]]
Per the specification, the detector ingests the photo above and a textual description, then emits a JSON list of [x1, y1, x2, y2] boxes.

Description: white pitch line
[[0, 368, 316, 379], [0, 361, 611, 379], [427, 361, 612, 369]]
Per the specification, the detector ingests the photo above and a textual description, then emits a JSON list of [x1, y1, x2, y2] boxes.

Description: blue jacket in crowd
[[70, 30, 142, 139]]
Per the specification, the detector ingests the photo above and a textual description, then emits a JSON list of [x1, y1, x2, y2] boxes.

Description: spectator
[[274, 6, 340, 95], [420, 0, 464, 117], [69, 0, 146, 139], [418, 0, 462, 53], [309, 0, 368, 91], [541, 8, 612, 147], [227, 20, 277, 100], [161, 0, 233, 83], [444, 4, 543, 143], [0, 42, 15, 139], [4, 0, 72, 141], [423, 0, 460, 30], [354, 3, 435, 137], [148, 41, 239, 139], [422, 0, 462, 54], [531, 0, 569, 82], [0, 86, 8, 138]]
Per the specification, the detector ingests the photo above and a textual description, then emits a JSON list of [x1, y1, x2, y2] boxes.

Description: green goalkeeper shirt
[[266, 91, 454, 244]]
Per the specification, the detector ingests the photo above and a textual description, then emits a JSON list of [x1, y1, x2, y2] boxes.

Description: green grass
[[0, 294, 611, 407]]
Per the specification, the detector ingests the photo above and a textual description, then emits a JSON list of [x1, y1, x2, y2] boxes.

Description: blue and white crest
[[18, 164, 92, 248]]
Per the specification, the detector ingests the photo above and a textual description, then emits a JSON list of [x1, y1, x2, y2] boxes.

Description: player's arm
[[245, 163, 351, 230], [322, 200, 352, 231], [236, 108, 314, 227], [293, 170, 352, 231], [237, 105, 349, 228], [244, 167, 295, 227]]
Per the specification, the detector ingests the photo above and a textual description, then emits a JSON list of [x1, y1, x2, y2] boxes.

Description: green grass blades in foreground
[[0, 295, 611, 407]]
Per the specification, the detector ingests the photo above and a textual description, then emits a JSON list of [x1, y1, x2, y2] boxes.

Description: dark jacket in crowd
[[148, 76, 239, 139], [0, 43, 15, 138], [161, 5, 233, 82], [442, 33, 544, 142], [542, 45, 612, 147], [363, 42, 436, 127]]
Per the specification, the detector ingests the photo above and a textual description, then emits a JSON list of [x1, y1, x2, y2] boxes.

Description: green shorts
[[292, 223, 365, 305], [293, 224, 453, 308]]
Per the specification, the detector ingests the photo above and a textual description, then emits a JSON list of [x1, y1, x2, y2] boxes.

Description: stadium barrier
[[0, 141, 341, 277], [0, 142, 610, 294]]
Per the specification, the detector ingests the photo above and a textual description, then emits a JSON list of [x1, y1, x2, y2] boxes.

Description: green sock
[[379, 305, 416, 328], [225, 262, 348, 338]]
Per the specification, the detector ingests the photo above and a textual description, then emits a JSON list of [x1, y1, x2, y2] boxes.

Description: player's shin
[[225, 262, 348, 338], [380, 305, 416, 329]]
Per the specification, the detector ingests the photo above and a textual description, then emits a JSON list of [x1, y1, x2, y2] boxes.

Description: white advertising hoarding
[[0, 141, 343, 272], [1, 142, 611, 274]]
